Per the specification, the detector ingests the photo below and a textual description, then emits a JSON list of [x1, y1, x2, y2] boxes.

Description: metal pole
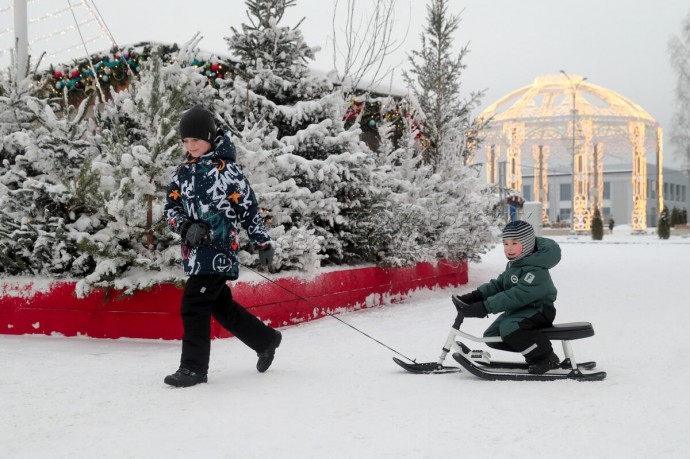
[[498, 160, 507, 221], [593, 144, 599, 212], [13, 0, 28, 79], [657, 127, 663, 220], [571, 84, 576, 234], [560, 70, 587, 234]]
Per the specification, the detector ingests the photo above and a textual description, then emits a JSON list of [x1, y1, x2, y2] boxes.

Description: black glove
[[452, 295, 488, 318], [258, 242, 275, 267], [461, 301, 488, 318], [180, 221, 210, 247], [457, 290, 483, 305]]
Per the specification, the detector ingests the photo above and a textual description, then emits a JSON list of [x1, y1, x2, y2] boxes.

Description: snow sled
[[393, 316, 606, 381]]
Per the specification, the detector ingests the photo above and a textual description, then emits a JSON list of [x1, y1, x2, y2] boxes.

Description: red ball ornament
[[211, 63, 220, 72], [70, 69, 80, 78], [54, 71, 63, 79], [215, 73, 224, 79]]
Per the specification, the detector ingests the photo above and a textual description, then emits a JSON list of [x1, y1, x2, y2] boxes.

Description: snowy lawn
[[2, 231, 689, 458]]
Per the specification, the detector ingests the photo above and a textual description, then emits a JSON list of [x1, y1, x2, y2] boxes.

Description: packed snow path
[[2, 232, 689, 458]]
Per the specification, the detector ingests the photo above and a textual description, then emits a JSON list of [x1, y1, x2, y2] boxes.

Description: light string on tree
[[81, 0, 117, 49], [28, 6, 74, 26]]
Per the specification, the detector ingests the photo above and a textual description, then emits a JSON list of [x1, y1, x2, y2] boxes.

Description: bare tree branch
[[329, 0, 410, 93], [669, 10, 690, 174]]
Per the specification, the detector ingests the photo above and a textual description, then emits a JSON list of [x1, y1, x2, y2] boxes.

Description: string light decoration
[[479, 74, 662, 232], [0, 0, 113, 66]]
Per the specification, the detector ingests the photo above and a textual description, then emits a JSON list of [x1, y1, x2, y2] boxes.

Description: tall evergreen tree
[[669, 9, 690, 174], [0, 106, 97, 275], [658, 206, 671, 239], [0, 58, 97, 276], [391, 0, 500, 262], [227, 0, 317, 105], [373, 111, 435, 265], [75, 42, 215, 295], [220, 0, 390, 269], [591, 207, 604, 240], [403, 0, 485, 171], [0, 57, 43, 145]]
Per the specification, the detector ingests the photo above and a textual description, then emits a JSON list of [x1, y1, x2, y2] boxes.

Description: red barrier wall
[[0, 261, 467, 340]]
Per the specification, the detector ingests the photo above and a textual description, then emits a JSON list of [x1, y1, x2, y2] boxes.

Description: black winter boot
[[528, 352, 560, 374], [164, 368, 208, 387], [257, 330, 282, 373]]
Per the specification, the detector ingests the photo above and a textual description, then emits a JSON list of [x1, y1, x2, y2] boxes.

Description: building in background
[[520, 164, 688, 228], [477, 74, 663, 232]]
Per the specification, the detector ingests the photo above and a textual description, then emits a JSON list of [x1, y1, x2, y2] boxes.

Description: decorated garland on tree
[[44, 43, 236, 99], [49, 51, 142, 93], [344, 97, 430, 147]]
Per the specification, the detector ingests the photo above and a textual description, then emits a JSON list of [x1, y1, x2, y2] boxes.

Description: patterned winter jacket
[[477, 237, 561, 314], [164, 131, 270, 279]]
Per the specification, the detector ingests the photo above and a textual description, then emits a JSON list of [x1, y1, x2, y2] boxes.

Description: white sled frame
[[438, 326, 581, 371]]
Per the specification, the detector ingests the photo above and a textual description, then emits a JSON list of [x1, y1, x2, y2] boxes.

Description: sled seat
[[540, 322, 594, 341]]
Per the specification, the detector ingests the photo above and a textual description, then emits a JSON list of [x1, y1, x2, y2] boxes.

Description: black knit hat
[[179, 105, 216, 142], [502, 220, 535, 260]]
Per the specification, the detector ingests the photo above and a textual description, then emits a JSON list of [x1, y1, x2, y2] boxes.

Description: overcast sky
[[2, 0, 688, 165]]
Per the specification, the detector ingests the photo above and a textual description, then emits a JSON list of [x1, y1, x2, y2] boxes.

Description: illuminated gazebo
[[478, 74, 663, 232]]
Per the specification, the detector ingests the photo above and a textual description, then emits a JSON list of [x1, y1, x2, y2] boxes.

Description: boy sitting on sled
[[452, 220, 562, 374]]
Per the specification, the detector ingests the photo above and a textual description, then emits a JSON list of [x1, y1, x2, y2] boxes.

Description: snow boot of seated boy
[[164, 367, 208, 387], [527, 352, 560, 374], [257, 330, 282, 373]]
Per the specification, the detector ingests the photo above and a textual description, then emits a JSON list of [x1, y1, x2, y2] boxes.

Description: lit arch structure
[[478, 74, 663, 232]]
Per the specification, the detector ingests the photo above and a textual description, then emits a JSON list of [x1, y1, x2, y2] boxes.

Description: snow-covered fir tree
[[368, 102, 431, 265], [76, 40, 216, 295], [227, 0, 319, 106], [0, 57, 44, 141], [0, 1, 500, 291], [669, 9, 690, 174], [371, 98, 499, 265], [0, 60, 98, 276], [220, 0, 390, 269], [403, 0, 485, 171], [390, 0, 501, 261]]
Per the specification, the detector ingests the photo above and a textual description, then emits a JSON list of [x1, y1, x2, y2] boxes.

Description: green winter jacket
[[477, 237, 561, 314]]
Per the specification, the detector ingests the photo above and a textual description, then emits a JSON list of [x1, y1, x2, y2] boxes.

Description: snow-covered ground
[[2, 229, 689, 458]]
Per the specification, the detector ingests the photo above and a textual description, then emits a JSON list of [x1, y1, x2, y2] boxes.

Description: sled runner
[[393, 317, 606, 381]]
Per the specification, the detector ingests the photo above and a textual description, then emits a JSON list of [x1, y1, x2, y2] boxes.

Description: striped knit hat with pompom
[[502, 220, 535, 261]]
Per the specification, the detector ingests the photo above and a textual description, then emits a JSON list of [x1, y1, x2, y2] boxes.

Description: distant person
[[452, 221, 562, 374], [163, 105, 281, 388], [608, 218, 615, 233]]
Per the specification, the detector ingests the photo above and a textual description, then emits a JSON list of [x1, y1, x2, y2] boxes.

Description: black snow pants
[[483, 304, 557, 362], [179, 275, 276, 374]]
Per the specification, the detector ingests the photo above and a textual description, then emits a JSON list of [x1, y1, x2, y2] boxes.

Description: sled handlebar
[[452, 311, 464, 330]]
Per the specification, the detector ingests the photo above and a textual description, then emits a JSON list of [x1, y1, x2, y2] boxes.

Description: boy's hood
[[211, 129, 237, 162], [510, 236, 561, 269]]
